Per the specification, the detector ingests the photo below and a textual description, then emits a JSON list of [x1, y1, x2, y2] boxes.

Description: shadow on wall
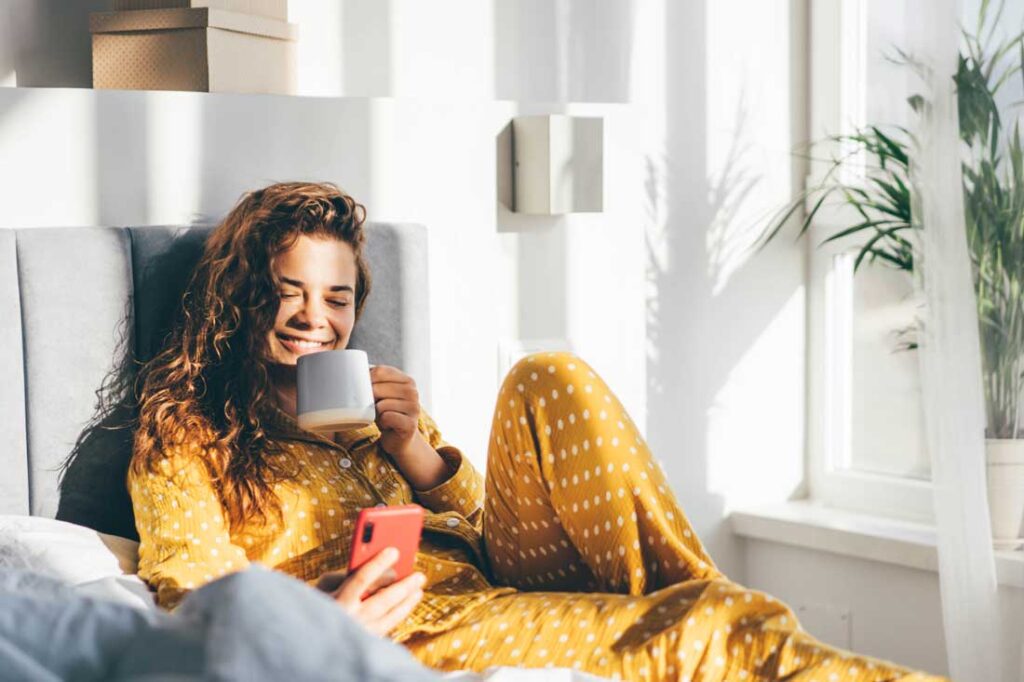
[[703, 94, 764, 295], [643, 0, 730, 575], [0, 0, 105, 87], [643, 0, 807, 580]]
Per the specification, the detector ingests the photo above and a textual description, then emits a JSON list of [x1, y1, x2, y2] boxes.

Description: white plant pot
[[986, 439, 1024, 550]]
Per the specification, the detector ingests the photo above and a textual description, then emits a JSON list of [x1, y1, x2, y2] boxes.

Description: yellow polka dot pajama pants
[[406, 353, 948, 682]]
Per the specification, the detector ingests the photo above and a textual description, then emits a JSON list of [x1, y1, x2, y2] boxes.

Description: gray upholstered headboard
[[0, 222, 431, 531]]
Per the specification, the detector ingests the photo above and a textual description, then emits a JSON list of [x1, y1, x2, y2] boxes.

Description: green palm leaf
[[758, 5, 1024, 437]]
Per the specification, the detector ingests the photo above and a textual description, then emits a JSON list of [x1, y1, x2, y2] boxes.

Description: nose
[[292, 295, 330, 330]]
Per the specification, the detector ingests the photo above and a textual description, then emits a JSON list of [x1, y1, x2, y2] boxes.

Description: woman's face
[[265, 234, 358, 366]]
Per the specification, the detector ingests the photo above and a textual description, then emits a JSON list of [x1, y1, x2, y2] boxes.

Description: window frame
[[805, 0, 934, 524]]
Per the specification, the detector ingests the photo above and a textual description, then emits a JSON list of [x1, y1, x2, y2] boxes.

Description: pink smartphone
[[347, 504, 425, 582]]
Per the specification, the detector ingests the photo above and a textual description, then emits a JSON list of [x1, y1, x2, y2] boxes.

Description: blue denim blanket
[[0, 565, 441, 681]]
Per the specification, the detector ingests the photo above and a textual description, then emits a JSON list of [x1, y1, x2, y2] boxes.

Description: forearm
[[389, 432, 456, 491]]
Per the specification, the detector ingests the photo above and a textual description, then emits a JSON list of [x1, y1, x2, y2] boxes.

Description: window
[[806, 0, 932, 523]]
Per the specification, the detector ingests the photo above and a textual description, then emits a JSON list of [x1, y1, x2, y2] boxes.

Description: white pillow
[[0, 515, 138, 580], [0, 515, 156, 610]]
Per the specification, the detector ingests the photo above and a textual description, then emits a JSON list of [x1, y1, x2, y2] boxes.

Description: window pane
[[848, 259, 930, 479]]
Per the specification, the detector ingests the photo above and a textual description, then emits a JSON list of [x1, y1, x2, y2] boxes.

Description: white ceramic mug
[[296, 349, 376, 432]]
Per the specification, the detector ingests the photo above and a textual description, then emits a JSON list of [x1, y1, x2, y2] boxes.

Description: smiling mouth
[[276, 333, 334, 350]]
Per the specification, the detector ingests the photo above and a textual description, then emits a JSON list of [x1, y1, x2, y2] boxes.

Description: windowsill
[[729, 501, 1024, 589]]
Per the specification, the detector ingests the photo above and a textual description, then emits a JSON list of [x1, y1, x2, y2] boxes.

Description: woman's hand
[[315, 547, 427, 637], [370, 364, 423, 459], [368, 364, 457, 490]]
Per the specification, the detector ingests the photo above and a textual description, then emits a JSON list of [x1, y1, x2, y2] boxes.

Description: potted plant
[[760, 17, 1024, 547]]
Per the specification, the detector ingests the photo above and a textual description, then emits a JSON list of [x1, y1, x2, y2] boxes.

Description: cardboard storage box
[[111, 0, 288, 22], [90, 8, 297, 94]]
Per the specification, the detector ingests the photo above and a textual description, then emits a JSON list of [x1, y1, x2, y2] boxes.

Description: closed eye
[[278, 291, 349, 307]]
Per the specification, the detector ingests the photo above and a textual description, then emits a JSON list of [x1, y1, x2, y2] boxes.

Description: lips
[[276, 333, 334, 352]]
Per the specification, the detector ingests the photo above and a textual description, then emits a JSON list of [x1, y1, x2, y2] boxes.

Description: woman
[[129, 181, 945, 681]]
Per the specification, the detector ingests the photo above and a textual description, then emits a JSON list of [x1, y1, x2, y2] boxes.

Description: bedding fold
[[0, 565, 441, 681]]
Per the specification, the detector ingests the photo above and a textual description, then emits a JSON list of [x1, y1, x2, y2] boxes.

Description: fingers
[[336, 547, 400, 603], [362, 567, 398, 595], [327, 549, 427, 637], [370, 367, 418, 391], [323, 568, 395, 598], [371, 379, 419, 401], [360, 572, 425, 620], [376, 410, 417, 433], [373, 398, 419, 416], [369, 365, 408, 382], [359, 572, 427, 631], [381, 581, 427, 637]]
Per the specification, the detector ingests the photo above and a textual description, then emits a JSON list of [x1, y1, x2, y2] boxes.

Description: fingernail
[[384, 547, 399, 560], [414, 572, 427, 585]]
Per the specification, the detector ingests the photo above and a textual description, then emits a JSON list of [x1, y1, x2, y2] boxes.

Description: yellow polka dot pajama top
[[130, 352, 948, 682]]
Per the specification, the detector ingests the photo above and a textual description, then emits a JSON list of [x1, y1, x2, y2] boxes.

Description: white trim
[[805, 0, 935, 524], [826, 250, 854, 473], [730, 502, 1024, 589], [838, 0, 867, 182], [808, 0, 868, 184], [808, 231, 935, 523]]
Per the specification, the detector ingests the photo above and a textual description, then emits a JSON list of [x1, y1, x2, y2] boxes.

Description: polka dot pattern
[[130, 351, 946, 682], [129, 408, 499, 622], [409, 353, 942, 681]]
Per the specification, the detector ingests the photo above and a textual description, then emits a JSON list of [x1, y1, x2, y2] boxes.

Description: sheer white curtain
[[908, 0, 1007, 680]]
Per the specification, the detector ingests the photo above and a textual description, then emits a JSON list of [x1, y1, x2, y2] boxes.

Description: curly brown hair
[[130, 181, 372, 530]]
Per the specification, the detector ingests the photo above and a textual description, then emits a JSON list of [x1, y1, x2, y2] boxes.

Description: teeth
[[279, 335, 329, 349]]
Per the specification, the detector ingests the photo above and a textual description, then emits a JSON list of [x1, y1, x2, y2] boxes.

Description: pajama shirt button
[[446, 518, 460, 528], [339, 457, 352, 469]]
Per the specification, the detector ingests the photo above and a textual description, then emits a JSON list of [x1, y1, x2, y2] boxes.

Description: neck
[[268, 363, 298, 417]]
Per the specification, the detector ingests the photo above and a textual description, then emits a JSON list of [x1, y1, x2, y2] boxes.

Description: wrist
[[389, 432, 454, 491], [390, 430, 430, 462]]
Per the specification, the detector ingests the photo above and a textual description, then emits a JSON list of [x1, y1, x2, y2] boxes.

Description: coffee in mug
[[296, 349, 376, 432]]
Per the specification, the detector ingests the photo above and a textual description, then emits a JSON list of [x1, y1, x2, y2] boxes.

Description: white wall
[[744, 540, 1024, 680]]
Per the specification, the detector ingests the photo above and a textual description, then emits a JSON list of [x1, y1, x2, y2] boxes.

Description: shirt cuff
[[412, 446, 483, 518]]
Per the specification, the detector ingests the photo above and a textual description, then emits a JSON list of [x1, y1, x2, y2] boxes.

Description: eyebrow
[[279, 277, 354, 293]]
